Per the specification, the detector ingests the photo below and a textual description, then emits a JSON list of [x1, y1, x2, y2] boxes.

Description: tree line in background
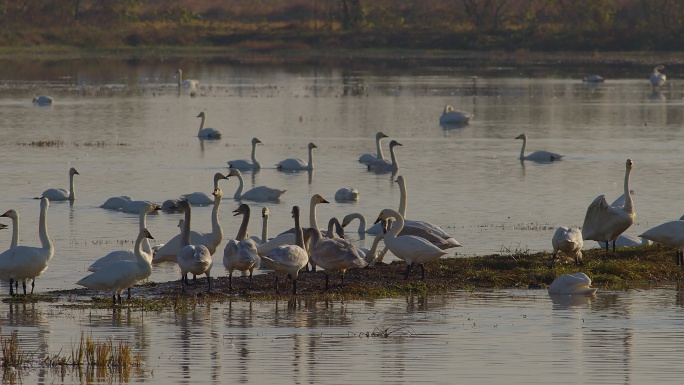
[[0, 0, 682, 51]]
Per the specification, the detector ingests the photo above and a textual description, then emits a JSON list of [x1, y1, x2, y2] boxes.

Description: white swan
[[375, 208, 447, 280], [76, 228, 154, 305], [335, 187, 359, 202], [250, 207, 269, 245], [551, 227, 583, 266], [358, 132, 389, 164], [177, 200, 213, 292], [0, 197, 53, 295], [153, 188, 224, 264], [358, 221, 389, 266], [227, 168, 286, 202], [87, 203, 161, 273], [610, 189, 635, 208], [276, 142, 316, 170], [100, 196, 133, 210], [367, 140, 402, 173], [228, 137, 262, 170], [650, 65, 667, 87], [41, 167, 79, 201], [181, 172, 229, 205], [1, 209, 19, 248], [32, 96, 54, 105], [582, 159, 636, 253], [515, 133, 563, 162], [223, 204, 260, 290], [640, 221, 684, 266], [305, 227, 367, 290], [196, 111, 222, 139], [439, 105, 473, 125], [260, 206, 309, 294], [548, 273, 597, 295], [257, 194, 329, 256], [583, 75, 605, 83], [597, 234, 651, 249], [177, 68, 199, 93]]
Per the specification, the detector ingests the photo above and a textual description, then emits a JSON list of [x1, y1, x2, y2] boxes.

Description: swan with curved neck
[[228, 137, 263, 170], [196, 111, 222, 139], [305, 226, 366, 290], [375, 208, 447, 279], [0, 197, 54, 295], [515, 133, 563, 162], [88, 203, 161, 273], [367, 140, 402, 172], [359, 132, 389, 164], [260, 206, 309, 294], [181, 172, 229, 205], [177, 199, 213, 292], [276, 142, 317, 170], [440, 105, 473, 125], [223, 204, 260, 290], [227, 168, 286, 201], [1, 209, 19, 248], [650, 65, 666, 87], [42, 167, 79, 201], [77, 228, 154, 305], [582, 159, 636, 252], [153, 188, 224, 264]]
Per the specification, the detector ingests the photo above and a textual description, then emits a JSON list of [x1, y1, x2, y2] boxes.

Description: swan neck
[[69, 172, 76, 200], [236, 208, 250, 241], [181, 207, 192, 247], [389, 145, 399, 169], [376, 137, 385, 160], [234, 172, 244, 199], [198, 115, 205, 134], [177, 70, 182, 87], [355, 213, 366, 233], [310, 200, 319, 230], [398, 179, 407, 218], [140, 211, 151, 254], [623, 166, 634, 213], [261, 214, 268, 244], [134, 231, 148, 263], [251, 142, 259, 165], [519, 137, 527, 160], [211, 195, 223, 241], [307, 146, 314, 169], [386, 212, 404, 240], [368, 232, 384, 256], [294, 212, 304, 249], [326, 219, 336, 239], [38, 202, 53, 254]]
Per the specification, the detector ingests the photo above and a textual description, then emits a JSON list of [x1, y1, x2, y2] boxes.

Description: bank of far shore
[[4, 245, 680, 309]]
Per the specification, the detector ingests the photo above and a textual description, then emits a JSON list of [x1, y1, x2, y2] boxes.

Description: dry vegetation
[[0, 1, 682, 51]]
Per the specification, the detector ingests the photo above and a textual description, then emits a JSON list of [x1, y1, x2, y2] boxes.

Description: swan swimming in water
[[367, 140, 402, 173], [650, 65, 666, 88], [100, 196, 133, 210], [548, 273, 597, 295], [227, 168, 286, 202], [439, 105, 473, 125], [180, 172, 230, 205], [551, 227, 583, 266], [335, 187, 359, 202], [277, 142, 317, 170], [77, 228, 154, 305], [32, 96, 54, 106], [195, 111, 222, 139], [583, 75, 605, 83], [0, 197, 54, 295], [358, 132, 389, 164], [582, 159, 636, 252], [223, 204, 260, 290], [515, 133, 563, 162], [259, 206, 309, 294], [228, 137, 263, 170], [1, 209, 19, 249], [41, 167, 79, 201], [177, 68, 199, 93], [176, 200, 213, 292], [640, 221, 684, 266]]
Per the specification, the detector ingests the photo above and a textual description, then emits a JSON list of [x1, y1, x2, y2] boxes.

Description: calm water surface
[[1, 57, 684, 383]]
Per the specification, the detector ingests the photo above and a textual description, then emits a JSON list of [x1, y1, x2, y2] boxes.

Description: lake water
[[0, 55, 683, 383]]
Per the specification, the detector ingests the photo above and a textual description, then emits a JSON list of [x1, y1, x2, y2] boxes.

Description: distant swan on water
[[177, 68, 198, 93], [196, 111, 222, 139], [277, 142, 317, 171], [439, 105, 473, 125], [515, 133, 563, 162], [228, 137, 263, 170], [358, 132, 389, 164], [32, 96, 54, 106], [41, 167, 79, 201], [650, 65, 666, 88], [367, 140, 402, 173]]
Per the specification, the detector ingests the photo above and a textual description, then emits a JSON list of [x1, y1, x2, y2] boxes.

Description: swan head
[[197, 111, 206, 119], [376, 132, 389, 140], [389, 140, 402, 148], [69, 167, 80, 176], [212, 187, 223, 199], [1, 209, 17, 220], [177, 199, 190, 211], [227, 168, 241, 178], [233, 203, 250, 217], [311, 193, 329, 205], [375, 208, 400, 224], [262, 207, 269, 218], [515, 133, 527, 140], [341, 214, 355, 228], [141, 203, 161, 215], [654, 65, 665, 72], [141, 228, 154, 240], [291, 205, 301, 219], [252, 137, 262, 145], [443, 105, 454, 113], [214, 172, 230, 183], [626, 159, 634, 170], [308, 142, 317, 150]]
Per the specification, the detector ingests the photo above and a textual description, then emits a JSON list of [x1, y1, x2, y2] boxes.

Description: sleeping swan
[[548, 273, 597, 295], [439, 105, 473, 125]]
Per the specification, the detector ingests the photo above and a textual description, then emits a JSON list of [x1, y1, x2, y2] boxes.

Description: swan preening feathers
[[548, 273, 597, 295], [551, 227, 583, 266]]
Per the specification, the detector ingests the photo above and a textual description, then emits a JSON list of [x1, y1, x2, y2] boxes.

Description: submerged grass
[[1, 332, 33, 368], [43, 332, 142, 368]]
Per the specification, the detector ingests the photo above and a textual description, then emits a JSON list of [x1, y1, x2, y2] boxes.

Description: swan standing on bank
[[551, 227, 583, 266], [41, 167, 79, 201], [195, 111, 222, 139], [515, 133, 563, 162], [77, 228, 154, 305], [277, 142, 317, 170], [358, 132, 389, 164], [0, 197, 54, 295], [375, 208, 447, 280], [228, 137, 263, 170], [223, 204, 260, 290], [180, 172, 230, 205], [367, 140, 402, 173], [153, 188, 225, 264], [260, 206, 309, 294], [640, 221, 684, 266], [227, 168, 286, 202], [650, 65, 667, 88], [305, 227, 367, 290], [439, 105, 473, 125], [177, 200, 213, 292], [582, 159, 636, 252], [548, 272, 597, 295]]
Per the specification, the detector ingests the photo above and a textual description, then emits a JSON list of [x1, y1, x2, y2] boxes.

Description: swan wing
[[358, 153, 379, 164], [277, 158, 308, 170], [182, 192, 214, 205], [42, 188, 70, 201], [88, 249, 135, 272], [241, 186, 286, 202], [257, 233, 296, 256], [77, 260, 148, 291], [524, 150, 563, 162], [227, 159, 253, 169], [0, 246, 51, 281], [582, 195, 633, 241], [639, 221, 684, 248]]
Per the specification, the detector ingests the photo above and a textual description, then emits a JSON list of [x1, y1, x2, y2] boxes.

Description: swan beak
[[374, 215, 383, 224], [1, 211, 10, 217], [255, 138, 262, 144], [320, 197, 329, 204], [232, 208, 241, 216], [515, 134, 523, 139], [153, 205, 162, 211]]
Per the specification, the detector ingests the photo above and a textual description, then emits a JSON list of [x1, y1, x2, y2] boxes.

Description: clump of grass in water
[[1, 332, 33, 368], [44, 332, 142, 368], [18, 140, 64, 147]]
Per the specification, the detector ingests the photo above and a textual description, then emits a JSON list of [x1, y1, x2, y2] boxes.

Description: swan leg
[[127, 287, 131, 300], [9, 278, 13, 296], [22, 281, 27, 296], [30, 279, 35, 295], [181, 273, 186, 292], [293, 278, 298, 295], [325, 274, 330, 290], [193, 274, 198, 284], [404, 264, 413, 280], [229, 273, 233, 291], [274, 275, 279, 293], [249, 270, 253, 288], [112, 295, 117, 306], [340, 272, 345, 287], [420, 264, 426, 280], [612, 240, 616, 253], [117, 294, 122, 305], [206, 275, 212, 293]]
